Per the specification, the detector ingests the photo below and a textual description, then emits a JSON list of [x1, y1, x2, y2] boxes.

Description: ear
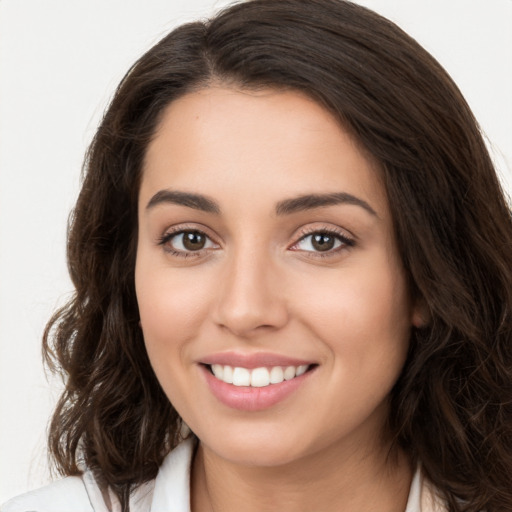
[[412, 296, 431, 328]]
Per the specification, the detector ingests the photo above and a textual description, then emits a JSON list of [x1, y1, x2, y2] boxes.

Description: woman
[[3, 0, 512, 511]]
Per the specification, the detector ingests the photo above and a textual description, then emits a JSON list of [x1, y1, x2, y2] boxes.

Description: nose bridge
[[214, 240, 288, 336]]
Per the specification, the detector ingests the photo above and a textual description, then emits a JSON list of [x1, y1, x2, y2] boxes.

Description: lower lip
[[201, 365, 314, 411]]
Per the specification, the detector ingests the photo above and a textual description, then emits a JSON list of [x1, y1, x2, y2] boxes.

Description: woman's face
[[136, 87, 420, 467]]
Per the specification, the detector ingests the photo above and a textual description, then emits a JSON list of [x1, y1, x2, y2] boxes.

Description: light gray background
[[1, 0, 511, 503]]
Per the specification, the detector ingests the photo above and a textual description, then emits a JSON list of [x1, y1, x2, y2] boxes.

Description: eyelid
[[156, 222, 218, 242], [156, 222, 354, 259], [289, 225, 356, 255], [156, 223, 220, 257]]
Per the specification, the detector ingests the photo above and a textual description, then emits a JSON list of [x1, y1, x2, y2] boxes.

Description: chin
[[197, 425, 311, 468]]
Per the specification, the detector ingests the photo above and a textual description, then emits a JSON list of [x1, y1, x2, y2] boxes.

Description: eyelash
[[290, 227, 355, 258], [157, 226, 216, 259], [157, 226, 355, 259]]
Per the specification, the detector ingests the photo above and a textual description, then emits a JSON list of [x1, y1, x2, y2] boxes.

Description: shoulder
[[1, 476, 93, 512], [2, 438, 196, 512]]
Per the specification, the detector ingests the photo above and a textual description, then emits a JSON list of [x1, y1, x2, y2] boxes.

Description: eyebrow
[[146, 190, 220, 214], [275, 192, 377, 217], [146, 189, 377, 217]]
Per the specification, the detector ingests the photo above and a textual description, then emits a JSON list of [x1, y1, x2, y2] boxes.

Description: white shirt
[[1, 439, 445, 512]]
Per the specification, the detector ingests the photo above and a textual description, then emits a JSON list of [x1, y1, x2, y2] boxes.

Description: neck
[[191, 438, 413, 512]]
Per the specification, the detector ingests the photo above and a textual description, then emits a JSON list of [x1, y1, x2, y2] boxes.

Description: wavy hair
[[43, 0, 512, 510]]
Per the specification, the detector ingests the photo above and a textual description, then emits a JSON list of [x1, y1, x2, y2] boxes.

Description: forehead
[[141, 86, 388, 217]]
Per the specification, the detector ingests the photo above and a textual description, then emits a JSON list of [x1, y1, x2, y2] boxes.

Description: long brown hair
[[44, 0, 512, 510]]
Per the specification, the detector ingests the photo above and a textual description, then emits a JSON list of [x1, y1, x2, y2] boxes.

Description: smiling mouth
[[205, 364, 316, 387]]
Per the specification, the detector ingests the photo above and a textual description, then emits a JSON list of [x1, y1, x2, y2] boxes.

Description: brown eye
[[311, 233, 336, 251], [292, 230, 354, 255], [182, 231, 206, 251], [160, 229, 217, 255]]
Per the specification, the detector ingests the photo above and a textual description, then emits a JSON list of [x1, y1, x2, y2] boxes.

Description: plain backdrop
[[1, 0, 511, 504]]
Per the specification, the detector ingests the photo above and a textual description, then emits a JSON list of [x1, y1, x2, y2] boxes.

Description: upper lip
[[200, 352, 316, 369]]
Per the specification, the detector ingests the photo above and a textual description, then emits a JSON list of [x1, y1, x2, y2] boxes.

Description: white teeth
[[296, 365, 308, 376], [284, 366, 296, 380], [232, 367, 251, 386], [209, 364, 311, 387], [211, 364, 224, 379], [251, 367, 270, 387], [223, 365, 233, 384], [269, 366, 284, 384]]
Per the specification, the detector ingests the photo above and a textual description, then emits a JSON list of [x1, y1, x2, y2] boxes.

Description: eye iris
[[312, 233, 335, 251], [182, 231, 206, 251]]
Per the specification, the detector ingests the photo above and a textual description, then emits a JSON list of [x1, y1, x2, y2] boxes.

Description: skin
[[135, 87, 422, 512]]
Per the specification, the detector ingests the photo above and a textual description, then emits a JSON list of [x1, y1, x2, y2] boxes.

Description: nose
[[213, 247, 289, 338]]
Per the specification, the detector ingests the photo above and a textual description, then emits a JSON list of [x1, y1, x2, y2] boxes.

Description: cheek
[[135, 258, 212, 357], [292, 259, 411, 365], [134, 257, 217, 413]]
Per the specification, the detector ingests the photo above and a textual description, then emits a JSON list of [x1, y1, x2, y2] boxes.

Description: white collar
[[150, 438, 195, 511]]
